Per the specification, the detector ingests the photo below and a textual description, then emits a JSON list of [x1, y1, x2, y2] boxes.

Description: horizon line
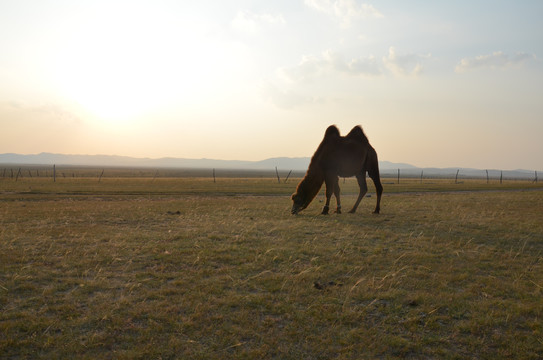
[[0, 152, 541, 173]]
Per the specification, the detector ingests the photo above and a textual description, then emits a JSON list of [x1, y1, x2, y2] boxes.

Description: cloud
[[455, 51, 536, 73], [260, 82, 322, 109], [278, 47, 430, 83], [231, 10, 286, 34], [382, 47, 430, 77], [1, 101, 82, 125], [279, 50, 381, 82], [304, 0, 383, 26], [33, 104, 83, 125], [279, 55, 324, 83], [323, 50, 381, 76], [1, 101, 84, 153], [267, 46, 428, 109]]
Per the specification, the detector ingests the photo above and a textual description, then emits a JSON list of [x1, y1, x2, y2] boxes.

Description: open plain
[[1, 176, 542, 359]]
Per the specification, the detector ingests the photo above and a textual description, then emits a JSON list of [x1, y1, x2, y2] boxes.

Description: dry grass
[[1, 177, 542, 359]]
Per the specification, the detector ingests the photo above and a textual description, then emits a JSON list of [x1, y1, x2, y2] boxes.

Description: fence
[[1, 165, 540, 184], [375, 169, 539, 184]]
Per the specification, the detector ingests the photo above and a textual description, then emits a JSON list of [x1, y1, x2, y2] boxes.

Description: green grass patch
[[1, 178, 542, 358]]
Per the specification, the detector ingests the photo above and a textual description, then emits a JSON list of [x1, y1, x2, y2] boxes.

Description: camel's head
[[291, 192, 308, 215]]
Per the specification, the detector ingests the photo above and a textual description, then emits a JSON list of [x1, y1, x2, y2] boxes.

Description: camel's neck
[[299, 168, 324, 205]]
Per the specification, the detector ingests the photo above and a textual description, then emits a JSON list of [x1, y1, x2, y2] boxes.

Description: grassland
[[1, 176, 542, 359]]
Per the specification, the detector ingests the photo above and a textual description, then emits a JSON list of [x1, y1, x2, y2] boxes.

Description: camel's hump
[[324, 125, 340, 138]]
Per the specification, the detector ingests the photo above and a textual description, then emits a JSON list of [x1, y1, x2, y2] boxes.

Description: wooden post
[[284, 170, 292, 183], [486, 170, 489, 184], [500, 171, 503, 184], [98, 169, 104, 182], [15, 168, 22, 182], [275, 167, 281, 184], [534, 171, 538, 184], [455, 169, 460, 184], [420, 170, 423, 184], [213, 168, 216, 183], [397, 169, 400, 184], [53, 165, 56, 182]]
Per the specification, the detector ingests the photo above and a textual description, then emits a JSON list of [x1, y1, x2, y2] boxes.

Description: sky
[[1, 0, 542, 170]]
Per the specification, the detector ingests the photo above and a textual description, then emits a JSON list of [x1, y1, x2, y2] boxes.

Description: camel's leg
[[322, 177, 333, 215], [367, 146, 383, 214], [322, 175, 341, 214], [334, 177, 342, 214], [370, 172, 383, 214], [349, 173, 368, 213]]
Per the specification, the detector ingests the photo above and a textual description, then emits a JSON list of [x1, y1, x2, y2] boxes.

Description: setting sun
[[50, 3, 249, 124], [52, 12, 175, 121]]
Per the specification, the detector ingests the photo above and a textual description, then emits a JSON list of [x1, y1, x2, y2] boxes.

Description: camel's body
[[291, 125, 383, 215]]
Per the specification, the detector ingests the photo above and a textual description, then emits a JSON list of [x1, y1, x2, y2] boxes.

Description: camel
[[291, 125, 383, 215]]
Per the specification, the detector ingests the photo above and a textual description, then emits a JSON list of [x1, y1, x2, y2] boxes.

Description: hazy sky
[[1, 0, 542, 170]]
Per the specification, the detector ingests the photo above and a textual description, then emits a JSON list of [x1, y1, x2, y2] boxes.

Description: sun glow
[[51, 3, 245, 125]]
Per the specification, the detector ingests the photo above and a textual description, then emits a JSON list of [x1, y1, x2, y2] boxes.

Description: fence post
[[53, 165, 56, 182], [397, 169, 400, 184], [275, 167, 281, 184], [213, 168, 216, 183], [500, 171, 503, 184], [486, 170, 489, 184], [455, 169, 460, 184], [284, 170, 292, 183]]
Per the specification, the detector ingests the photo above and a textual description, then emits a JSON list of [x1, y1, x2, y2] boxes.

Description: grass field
[[1, 177, 542, 359]]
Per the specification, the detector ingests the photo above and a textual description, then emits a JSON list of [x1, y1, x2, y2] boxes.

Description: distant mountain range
[[0, 152, 538, 180], [0, 152, 415, 170]]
